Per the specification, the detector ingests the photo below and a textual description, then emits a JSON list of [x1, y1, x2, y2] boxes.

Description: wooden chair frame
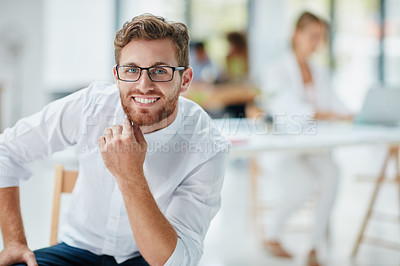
[[352, 146, 400, 257], [50, 164, 78, 246]]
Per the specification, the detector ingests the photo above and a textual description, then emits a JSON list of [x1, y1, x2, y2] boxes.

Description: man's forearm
[[118, 175, 177, 266], [99, 120, 178, 265], [0, 187, 27, 246]]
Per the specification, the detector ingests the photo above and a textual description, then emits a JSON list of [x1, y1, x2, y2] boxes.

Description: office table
[[213, 118, 400, 155], [213, 118, 400, 256]]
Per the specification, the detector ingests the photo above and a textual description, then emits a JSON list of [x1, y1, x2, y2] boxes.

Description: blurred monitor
[[354, 87, 400, 126]]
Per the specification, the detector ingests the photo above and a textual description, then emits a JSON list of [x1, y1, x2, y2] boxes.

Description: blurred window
[[188, 0, 249, 66], [384, 0, 400, 86], [333, 0, 380, 110]]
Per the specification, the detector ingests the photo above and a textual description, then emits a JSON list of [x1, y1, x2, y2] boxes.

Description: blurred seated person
[[185, 37, 257, 118], [260, 11, 352, 266], [223, 31, 252, 118], [262, 14, 351, 121], [225, 31, 249, 83], [190, 41, 222, 84]]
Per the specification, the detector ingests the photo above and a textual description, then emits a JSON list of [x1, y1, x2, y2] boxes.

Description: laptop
[[354, 87, 400, 126]]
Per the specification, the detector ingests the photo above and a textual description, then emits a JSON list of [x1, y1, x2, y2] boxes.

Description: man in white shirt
[[0, 14, 230, 266]]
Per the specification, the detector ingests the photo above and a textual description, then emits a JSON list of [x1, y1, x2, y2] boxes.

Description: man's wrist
[[2, 229, 28, 247], [116, 170, 149, 193], [4, 239, 28, 248]]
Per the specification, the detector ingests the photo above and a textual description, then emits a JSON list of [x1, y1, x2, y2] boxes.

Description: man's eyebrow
[[120, 62, 170, 67], [121, 62, 138, 66], [152, 61, 170, 66]]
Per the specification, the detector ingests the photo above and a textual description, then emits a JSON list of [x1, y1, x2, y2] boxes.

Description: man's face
[[113, 39, 192, 133]]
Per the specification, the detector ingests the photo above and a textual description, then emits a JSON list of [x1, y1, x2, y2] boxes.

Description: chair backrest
[[50, 164, 78, 246]]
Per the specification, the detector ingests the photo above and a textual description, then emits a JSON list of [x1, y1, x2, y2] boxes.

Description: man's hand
[[98, 118, 177, 265], [0, 242, 37, 266], [98, 118, 148, 184]]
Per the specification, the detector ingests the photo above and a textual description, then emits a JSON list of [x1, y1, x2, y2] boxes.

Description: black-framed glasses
[[116, 65, 186, 82]]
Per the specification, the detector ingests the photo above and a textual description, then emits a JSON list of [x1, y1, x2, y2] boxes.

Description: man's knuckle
[[122, 135, 132, 141]]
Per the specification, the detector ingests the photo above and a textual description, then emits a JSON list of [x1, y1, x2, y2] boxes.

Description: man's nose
[[136, 70, 155, 91]]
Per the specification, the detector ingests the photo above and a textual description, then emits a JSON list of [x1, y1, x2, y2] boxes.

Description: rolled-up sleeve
[[164, 148, 230, 265], [0, 88, 88, 188]]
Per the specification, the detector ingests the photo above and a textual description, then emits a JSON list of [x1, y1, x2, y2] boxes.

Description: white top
[[0, 81, 231, 265], [261, 50, 348, 116]]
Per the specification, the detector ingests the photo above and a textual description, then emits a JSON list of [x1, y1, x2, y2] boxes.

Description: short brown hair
[[292, 11, 328, 48], [114, 14, 190, 67], [295, 11, 325, 31], [226, 31, 247, 54]]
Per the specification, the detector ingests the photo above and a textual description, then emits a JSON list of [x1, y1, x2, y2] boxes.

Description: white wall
[[248, 0, 289, 87], [43, 0, 115, 93], [118, 0, 186, 29], [0, 0, 45, 128]]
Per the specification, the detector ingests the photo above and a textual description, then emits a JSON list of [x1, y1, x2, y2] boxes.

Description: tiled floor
[[0, 146, 399, 266]]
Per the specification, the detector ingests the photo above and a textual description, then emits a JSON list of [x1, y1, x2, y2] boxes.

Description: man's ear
[[113, 65, 119, 84], [180, 67, 193, 94]]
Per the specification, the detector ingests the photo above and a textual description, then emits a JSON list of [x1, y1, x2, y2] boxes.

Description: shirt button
[[112, 215, 117, 220], [108, 239, 113, 243]]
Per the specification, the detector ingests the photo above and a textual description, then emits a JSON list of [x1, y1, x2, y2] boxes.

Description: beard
[[120, 87, 180, 127]]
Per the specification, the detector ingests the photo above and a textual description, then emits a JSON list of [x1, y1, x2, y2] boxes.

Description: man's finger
[[112, 125, 123, 135], [98, 136, 106, 147], [104, 128, 113, 141], [25, 254, 38, 266], [122, 118, 134, 136]]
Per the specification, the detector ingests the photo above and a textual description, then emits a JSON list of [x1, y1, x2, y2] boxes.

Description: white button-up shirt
[[0, 81, 230, 265]]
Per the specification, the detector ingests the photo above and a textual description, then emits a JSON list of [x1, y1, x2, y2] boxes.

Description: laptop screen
[[354, 88, 400, 126]]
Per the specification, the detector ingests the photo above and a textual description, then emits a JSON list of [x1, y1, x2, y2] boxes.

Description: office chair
[[50, 164, 78, 246]]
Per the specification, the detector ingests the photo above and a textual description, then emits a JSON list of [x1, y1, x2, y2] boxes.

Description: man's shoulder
[[178, 96, 231, 151], [178, 96, 211, 129], [178, 96, 203, 116]]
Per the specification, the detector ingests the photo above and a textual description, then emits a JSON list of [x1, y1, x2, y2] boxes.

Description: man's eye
[[126, 68, 139, 73], [153, 68, 167, 74]]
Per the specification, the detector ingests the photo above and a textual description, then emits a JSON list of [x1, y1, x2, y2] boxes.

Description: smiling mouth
[[132, 96, 160, 104]]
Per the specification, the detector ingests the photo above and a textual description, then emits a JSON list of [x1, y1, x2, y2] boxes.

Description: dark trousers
[[13, 242, 149, 266]]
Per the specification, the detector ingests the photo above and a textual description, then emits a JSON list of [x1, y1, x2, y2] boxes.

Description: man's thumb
[[25, 254, 38, 266]]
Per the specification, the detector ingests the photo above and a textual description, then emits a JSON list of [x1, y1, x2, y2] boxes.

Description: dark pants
[[14, 242, 149, 266]]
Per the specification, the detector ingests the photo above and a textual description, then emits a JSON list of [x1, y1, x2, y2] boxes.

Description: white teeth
[[134, 97, 158, 104]]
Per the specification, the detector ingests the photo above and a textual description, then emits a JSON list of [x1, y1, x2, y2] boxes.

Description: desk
[[214, 118, 400, 255], [214, 119, 400, 156]]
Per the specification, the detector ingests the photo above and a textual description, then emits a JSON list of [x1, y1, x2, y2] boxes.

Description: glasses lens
[[149, 66, 173, 82], [119, 66, 140, 81]]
